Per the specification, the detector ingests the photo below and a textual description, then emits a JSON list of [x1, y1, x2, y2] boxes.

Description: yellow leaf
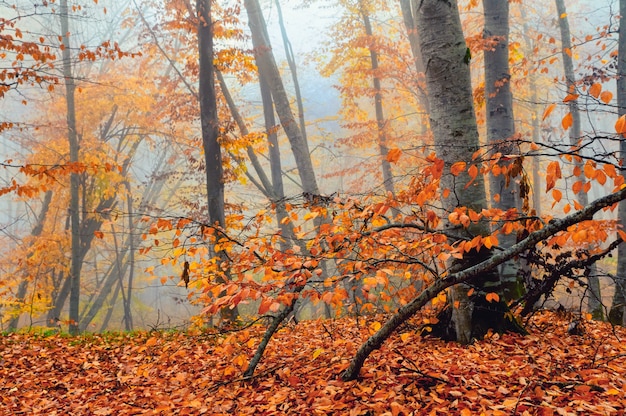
[[370, 321, 382, 332], [400, 333, 410, 343], [312, 348, 324, 359]]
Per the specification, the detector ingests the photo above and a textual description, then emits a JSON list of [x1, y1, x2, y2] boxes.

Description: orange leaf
[[562, 112, 573, 130], [94, 230, 104, 239], [485, 292, 500, 303], [563, 93, 579, 102], [545, 161, 562, 192], [618, 229, 626, 241], [450, 161, 466, 176], [552, 189, 562, 203], [588, 83, 602, 98], [145, 337, 158, 347], [542, 103, 556, 121], [615, 114, 626, 136], [600, 90, 613, 104], [386, 148, 402, 163], [572, 180, 583, 194]]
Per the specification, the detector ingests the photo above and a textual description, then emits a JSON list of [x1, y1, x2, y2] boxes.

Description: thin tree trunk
[[274, 0, 308, 144], [60, 0, 81, 335], [244, 0, 319, 195], [555, 0, 603, 319], [197, 0, 237, 321], [360, 3, 394, 196], [483, 0, 523, 300], [8, 191, 53, 330], [610, 0, 626, 326], [399, 0, 430, 118]]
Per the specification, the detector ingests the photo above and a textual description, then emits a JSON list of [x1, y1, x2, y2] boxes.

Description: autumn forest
[[1, 0, 626, 414]]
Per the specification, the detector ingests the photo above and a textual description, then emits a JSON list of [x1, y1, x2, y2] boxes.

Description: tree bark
[[413, 0, 490, 344], [197, 0, 226, 228], [399, 0, 430, 117], [60, 0, 81, 335], [555, 0, 603, 319], [360, 2, 395, 196], [483, 0, 523, 300], [274, 0, 308, 144], [8, 190, 53, 330], [244, 0, 319, 195], [610, 0, 626, 326]]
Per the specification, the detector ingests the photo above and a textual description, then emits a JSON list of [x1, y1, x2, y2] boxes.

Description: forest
[[1, 0, 626, 414]]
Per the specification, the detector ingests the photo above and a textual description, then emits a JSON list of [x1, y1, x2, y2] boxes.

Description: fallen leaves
[[0, 312, 624, 415]]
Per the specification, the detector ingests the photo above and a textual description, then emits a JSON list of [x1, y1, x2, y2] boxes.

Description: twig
[[393, 348, 449, 385], [208, 363, 284, 393]]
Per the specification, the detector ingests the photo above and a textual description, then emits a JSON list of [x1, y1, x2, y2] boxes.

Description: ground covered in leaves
[[0, 312, 625, 415]]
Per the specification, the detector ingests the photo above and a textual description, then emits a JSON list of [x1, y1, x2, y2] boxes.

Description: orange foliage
[[0, 313, 624, 414]]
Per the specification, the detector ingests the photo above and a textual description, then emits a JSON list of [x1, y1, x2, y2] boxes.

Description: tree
[[610, 0, 626, 326], [483, 0, 524, 300], [59, 0, 82, 335], [244, 0, 320, 196], [555, 0, 603, 319]]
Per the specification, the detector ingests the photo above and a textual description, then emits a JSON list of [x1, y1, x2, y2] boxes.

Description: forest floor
[[0, 311, 624, 415]]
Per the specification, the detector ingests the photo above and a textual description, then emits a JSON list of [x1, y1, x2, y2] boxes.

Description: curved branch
[[341, 186, 626, 381]]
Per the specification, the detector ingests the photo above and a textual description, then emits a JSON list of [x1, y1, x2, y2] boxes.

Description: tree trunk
[[610, 0, 626, 326], [60, 0, 81, 335], [274, 0, 308, 144], [412, 0, 492, 344], [197, 0, 226, 228], [399, 0, 430, 119], [197, 0, 237, 321], [483, 0, 524, 300], [555, 0, 603, 319], [8, 191, 54, 330], [244, 0, 319, 195]]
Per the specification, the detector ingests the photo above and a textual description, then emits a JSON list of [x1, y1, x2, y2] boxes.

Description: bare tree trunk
[[60, 0, 81, 335], [8, 191, 54, 330], [274, 0, 308, 144], [610, 0, 626, 326], [483, 0, 523, 300], [197, 0, 237, 321], [244, 0, 319, 195], [399, 0, 430, 120], [555, 0, 603, 319], [359, 3, 395, 196], [414, 0, 490, 344]]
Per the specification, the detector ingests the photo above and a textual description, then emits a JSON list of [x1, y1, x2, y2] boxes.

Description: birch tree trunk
[[610, 0, 626, 326], [414, 0, 489, 344], [555, 0, 603, 319], [483, 0, 523, 300]]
